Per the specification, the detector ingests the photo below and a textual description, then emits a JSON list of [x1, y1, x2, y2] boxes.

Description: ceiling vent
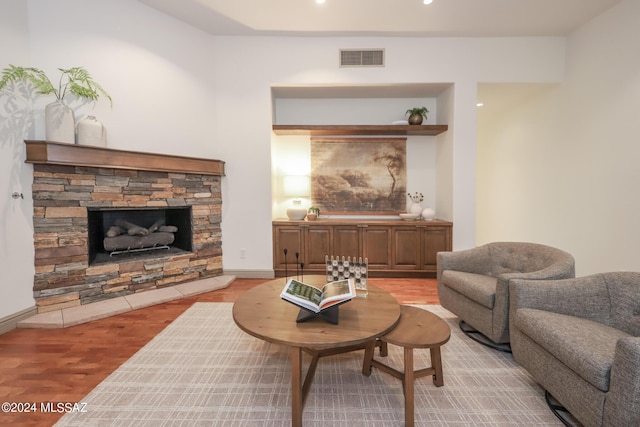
[[339, 49, 385, 67]]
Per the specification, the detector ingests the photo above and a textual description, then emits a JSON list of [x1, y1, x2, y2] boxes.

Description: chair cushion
[[516, 308, 632, 392], [488, 243, 565, 276], [441, 271, 497, 309]]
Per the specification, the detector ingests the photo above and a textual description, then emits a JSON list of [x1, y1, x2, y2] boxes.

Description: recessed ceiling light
[[477, 102, 484, 107], [316, 0, 326, 4], [423, 0, 433, 4]]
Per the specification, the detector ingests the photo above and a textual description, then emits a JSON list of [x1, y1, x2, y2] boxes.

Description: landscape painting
[[310, 138, 406, 214]]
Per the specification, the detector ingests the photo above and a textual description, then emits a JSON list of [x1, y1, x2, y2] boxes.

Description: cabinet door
[[421, 226, 452, 271], [392, 226, 421, 270], [333, 226, 360, 258], [304, 226, 332, 269], [362, 226, 392, 269], [273, 226, 303, 270]]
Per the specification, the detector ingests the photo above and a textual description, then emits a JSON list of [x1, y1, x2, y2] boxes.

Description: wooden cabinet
[[362, 226, 393, 270], [273, 225, 303, 272], [273, 218, 452, 277], [392, 226, 422, 270], [333, 225, 360, 256], [421, 226, 452, 270], [304, 225, 332, 270]]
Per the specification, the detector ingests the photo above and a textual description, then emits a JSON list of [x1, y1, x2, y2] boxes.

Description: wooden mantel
[[24, 140, 225, 176]]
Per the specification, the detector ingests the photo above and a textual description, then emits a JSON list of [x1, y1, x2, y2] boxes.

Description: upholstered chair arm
[[509, 275, 611, 322], [604, 337, 640, 427], [436, 245, 491, 280]]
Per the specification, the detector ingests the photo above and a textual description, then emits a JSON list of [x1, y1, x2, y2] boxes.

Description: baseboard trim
[[223, 269, 275, 279], [0, 306, 38, 335]]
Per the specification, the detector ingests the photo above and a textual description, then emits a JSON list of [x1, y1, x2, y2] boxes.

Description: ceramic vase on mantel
[[45, 101, 75, 144], [409, 202, 423, 215], [286, 199, 307, 220], [408, 113, 423, 125], [421, 207, 436, 221], [76, 115, 107, 147]]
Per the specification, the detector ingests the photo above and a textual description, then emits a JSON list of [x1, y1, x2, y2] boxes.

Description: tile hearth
[[18, 275, 234, 329]]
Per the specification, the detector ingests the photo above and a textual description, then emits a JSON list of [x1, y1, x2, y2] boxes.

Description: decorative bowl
[[399, 213, 420, 221]]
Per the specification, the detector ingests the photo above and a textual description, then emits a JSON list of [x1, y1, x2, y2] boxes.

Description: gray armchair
[[437, 242, 575, 348], [509, 272, 640, 427]]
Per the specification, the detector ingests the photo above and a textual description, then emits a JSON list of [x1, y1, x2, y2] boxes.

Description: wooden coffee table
[[363, 305, 451, 427], [232, 276, 401, 427]]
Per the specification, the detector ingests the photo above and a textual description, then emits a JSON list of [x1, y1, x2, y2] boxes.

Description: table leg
[[430, 346, 444, 387], [362, 340, 376, 376], [291, 346, 303, 427], [404, 347, 415, 427]]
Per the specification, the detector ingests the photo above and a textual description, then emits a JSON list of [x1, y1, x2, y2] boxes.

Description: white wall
[[0, 1, 36, 319], [213, 36, 563, 265], [0, 0, 568, 319], [477, 0, 640, 275]]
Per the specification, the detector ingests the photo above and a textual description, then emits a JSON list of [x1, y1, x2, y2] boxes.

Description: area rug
[[55, 303, 562, 426]]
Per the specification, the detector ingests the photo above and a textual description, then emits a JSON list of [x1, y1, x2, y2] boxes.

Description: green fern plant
[[0, 65, 111, 106], [405, 107, 429, 119]]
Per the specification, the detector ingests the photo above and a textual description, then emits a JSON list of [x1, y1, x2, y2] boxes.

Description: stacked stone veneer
[[32, 164, 222, 313]]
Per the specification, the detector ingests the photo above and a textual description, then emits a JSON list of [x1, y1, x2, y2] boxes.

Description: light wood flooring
[[0, 277, 438, 427]]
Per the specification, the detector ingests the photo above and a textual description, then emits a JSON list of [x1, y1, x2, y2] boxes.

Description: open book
[[280, 278, 356, 313]]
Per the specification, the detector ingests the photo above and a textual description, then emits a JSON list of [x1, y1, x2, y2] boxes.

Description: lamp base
[[287, 200, 307, 220]]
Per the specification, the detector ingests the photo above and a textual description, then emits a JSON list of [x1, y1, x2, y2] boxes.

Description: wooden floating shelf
[[272, 124, 448, 136], [24, 140, 225, 176]]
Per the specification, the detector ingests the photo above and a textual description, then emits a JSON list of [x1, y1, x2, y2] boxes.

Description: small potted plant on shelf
[[307, 206, 320, 221], [0, 65, 111, 144], [406, 107, 429, 125]]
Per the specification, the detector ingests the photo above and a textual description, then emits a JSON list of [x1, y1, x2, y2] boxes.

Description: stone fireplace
[[25, 140, 225, 313]]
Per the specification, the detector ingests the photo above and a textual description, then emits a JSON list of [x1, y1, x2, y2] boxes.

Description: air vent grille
[[340, 49, 385, 67]]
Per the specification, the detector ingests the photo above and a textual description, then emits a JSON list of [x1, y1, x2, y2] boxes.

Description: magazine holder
[[296, 305, 340, 324]]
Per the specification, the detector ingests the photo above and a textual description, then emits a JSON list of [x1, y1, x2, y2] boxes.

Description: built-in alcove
[[87, 207, 193, 266], [270, 83, 454, 221]]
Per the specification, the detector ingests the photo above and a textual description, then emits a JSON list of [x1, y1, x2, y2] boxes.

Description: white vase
[[409, 202, 423, 215], [77, 115, 107, 147], [45, 101, 75, 144], [286, 199, 307, 220], [421, 207, 436, 220]]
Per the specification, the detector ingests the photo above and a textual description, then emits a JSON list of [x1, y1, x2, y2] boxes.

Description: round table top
[[233, 276, 401, 350], [381, 305, 451, 348]]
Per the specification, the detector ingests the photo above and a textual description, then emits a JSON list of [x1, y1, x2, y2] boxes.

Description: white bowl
[[399, 213, 419, 220]]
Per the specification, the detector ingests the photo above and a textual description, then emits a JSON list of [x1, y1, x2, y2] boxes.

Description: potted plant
[[405, 107, 429, 125], [0, 65, 111, 144], [407, 191, 424, 215], [307, 206, 320, 221]]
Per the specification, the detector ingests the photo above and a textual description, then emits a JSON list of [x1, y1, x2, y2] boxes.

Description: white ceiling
[[139, 0, 620, 37]]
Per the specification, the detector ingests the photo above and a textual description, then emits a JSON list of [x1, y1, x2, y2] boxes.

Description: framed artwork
[[310, 138, 406, 214]]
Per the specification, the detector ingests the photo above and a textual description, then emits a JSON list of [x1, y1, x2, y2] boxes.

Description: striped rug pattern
[[56, 303, 562, 426]]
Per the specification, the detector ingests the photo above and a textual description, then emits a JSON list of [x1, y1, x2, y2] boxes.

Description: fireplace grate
[[87, 206, 193, 266], [109, 245, 171, 257]]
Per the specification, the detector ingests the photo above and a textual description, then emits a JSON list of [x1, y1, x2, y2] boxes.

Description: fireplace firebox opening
[[88, 207, 193, 265]]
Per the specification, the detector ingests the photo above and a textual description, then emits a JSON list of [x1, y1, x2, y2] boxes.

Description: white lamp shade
[[283, 175, 310, 197]]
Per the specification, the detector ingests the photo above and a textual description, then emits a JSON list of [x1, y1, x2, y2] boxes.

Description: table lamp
[[283, 175, 310, 220]]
